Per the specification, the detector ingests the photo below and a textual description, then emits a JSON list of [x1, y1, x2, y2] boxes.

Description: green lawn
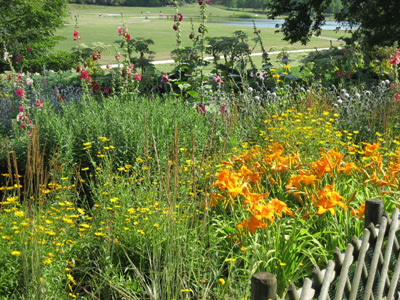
[[54, 4, 347, 66]]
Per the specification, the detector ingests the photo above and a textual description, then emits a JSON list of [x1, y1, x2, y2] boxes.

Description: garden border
[[251, 199, 400, 300]]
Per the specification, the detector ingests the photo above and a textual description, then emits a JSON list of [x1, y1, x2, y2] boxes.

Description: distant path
[[312, 35, 343, 41], [101, 47, 336, 68]]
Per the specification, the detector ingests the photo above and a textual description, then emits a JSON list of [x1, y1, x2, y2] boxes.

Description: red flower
[[16, 89, 24, 97], [79, 70, 90, 81], [104, 87, 110, 94], [76, 66, 81, 73], [73, 29, 81, 40], [196, 104, 206, 115], [134, 72, 142, 81], [337, 72, 344, 77], [162, 74, 169, 82], [92, 83, 100, 93], [17, 55, 23, 63], [346, 72, 351, 79], [173, 24, 178, 31], [389, 50, 400, 65], [125, 33, 130, 40], [174, 13, 183, 22], [189, 33, 193, 39]]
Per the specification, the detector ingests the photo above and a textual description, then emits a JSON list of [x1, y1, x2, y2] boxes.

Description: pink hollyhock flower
[[337, 72, 344, 77], [16, 89, 24, 97], [118, 26, 123, 35], [26, 78, 34, 85], [19, 106, 24, 112], [174, 13, 183, 22], [390, 83, 399, 90], [17, 55, 23, 63], [346, 72, 351, 79], [220, 104, 226, 114], [35, 99, 44, 107], [215, 75, 222, 84], [106, 65, 110, 69], [134, 72, 142, 81], [104, 87, 110, 94], [26, 46, 32, 52], [79, 70, 90, 81], [394, 94, 400, 101], [162, 74, 170, 82], [115, 53, 122, 61], [73, 29, 80, 40], [196, 104, 206, 115], [389, 50, 400, 65], [92, 83, 100, 93], [173, 24, 178, 31]]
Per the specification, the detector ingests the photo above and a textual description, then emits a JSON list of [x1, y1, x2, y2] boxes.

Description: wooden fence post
[[251, 272, 277, 300], [364, 198, 383, 228]]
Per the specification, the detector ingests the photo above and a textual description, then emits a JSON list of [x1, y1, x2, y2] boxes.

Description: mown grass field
[[54, 4, 348, 67]]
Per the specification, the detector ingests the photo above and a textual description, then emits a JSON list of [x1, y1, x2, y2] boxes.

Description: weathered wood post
[[364, 198, 383, 228], [251, 272, 277, 300]]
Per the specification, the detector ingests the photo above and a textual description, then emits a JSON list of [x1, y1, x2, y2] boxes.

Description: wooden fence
[[251, 199, 400, 300]]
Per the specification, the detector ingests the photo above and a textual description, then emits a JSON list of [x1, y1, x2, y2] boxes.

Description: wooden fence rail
[[251, 199, 400, 300]]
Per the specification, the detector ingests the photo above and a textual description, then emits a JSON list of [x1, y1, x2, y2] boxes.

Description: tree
[[223, 0, 237, 9], [265, 0, 400, 47], [0, 0, 69, 71]]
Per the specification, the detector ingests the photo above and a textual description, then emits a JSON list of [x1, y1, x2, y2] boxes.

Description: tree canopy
[[0, 0, 68, 67], [265, 0, 400, 47]]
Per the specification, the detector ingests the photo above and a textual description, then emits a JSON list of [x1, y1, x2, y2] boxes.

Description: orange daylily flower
[[313, 185, 346, 215], [337, 161, 358, 175], [350, 202, 366, 219], [363, 142, 380, 157], [242, 192, 269, 207], [270, 198, 292, 216], [237, 216, 267, 235]]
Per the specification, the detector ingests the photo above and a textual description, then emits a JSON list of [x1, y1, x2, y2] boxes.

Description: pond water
[[209, 18, 357, 31]]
